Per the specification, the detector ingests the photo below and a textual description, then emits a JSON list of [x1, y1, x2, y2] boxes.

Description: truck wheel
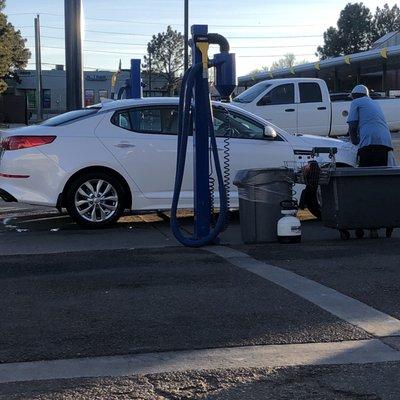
[[304, 186, 321, 220], [66, 172, 125, 228]]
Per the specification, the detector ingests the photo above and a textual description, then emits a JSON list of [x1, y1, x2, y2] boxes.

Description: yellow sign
[[344, 55, 351, 65], [314, 62, 321, 71], [380, 48, 388, 59]]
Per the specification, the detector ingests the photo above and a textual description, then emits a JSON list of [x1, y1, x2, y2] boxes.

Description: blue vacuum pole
[[130, 59, 142, 99], [170, 24, 236, 247], [117, 59, 142, 99], [192, 25, 212, 239]]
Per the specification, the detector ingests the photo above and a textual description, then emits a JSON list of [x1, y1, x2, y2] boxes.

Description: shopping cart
[[284, 147, 337, 187]]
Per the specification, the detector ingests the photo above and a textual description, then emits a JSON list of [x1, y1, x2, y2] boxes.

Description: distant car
[[0, 98, 357, 227]]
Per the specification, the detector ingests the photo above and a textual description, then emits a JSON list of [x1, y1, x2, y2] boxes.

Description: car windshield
[[41, 108, 101, 126], [233, 82, 271, 103]]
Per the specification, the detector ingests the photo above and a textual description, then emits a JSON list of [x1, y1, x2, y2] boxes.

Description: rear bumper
[[0, 188, 18, 202]]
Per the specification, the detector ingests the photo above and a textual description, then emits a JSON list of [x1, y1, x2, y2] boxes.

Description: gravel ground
[[2, 362, 400, 399]]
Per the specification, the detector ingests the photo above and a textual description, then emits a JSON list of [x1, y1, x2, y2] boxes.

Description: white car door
[[212, 107, 295, 207], [297, 81, 330, 136], [96, 105, 194, 209], [253, 83, 298, 134]]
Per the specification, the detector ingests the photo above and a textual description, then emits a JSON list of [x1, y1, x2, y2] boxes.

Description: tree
[[0, 0, 30, 93], [270, 54, 310, 71], [317, 2, 375, 59], [143, 26, 184, 96], [373, 3, 400, 40], [317, 2, 400, 59], [271, 53, 296, 70]]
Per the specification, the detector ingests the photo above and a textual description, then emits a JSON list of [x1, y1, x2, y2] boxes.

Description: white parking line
[[207, 246, 400, 338], [0, 339, 399, 384]]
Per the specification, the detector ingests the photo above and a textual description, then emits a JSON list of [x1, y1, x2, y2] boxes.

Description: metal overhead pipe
[[64, 0, 84, 110]]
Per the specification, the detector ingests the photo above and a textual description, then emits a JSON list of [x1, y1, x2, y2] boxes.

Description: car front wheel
[[66, 172, 125, 228]]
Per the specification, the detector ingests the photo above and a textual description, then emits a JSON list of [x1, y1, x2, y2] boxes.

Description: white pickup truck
[[233, 78, 400, 136]]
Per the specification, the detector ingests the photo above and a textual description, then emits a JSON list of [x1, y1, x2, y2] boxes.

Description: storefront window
[[26, 89, 36, 109], [85, 90, 95, 107], [99, 90, 108, 99], [43, 89, 51, 109]]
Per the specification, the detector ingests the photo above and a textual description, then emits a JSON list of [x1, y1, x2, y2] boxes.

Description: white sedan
[[0, 98, 357, 227]]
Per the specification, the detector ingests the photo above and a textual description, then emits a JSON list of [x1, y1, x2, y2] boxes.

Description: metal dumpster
[[321, 167, 400, 239], [233, 168, 293, 244]]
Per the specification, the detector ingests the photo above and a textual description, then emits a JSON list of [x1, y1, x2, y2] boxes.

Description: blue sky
[[5, 0, 395, 76]]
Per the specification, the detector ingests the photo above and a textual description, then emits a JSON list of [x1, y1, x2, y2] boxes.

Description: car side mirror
[[264, 125, 277, 139]]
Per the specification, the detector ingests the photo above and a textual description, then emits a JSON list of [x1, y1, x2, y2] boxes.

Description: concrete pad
[[208, 246, 400, 337], [0, 339, 398, 384], [0, 248, 368, 364], [242, 234, 400, 323]]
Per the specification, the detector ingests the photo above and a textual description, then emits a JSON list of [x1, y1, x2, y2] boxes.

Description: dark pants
[[358, 145, 390, 167]]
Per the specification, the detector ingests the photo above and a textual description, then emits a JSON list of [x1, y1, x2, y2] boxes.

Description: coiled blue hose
[[170, 64, 229, 247]]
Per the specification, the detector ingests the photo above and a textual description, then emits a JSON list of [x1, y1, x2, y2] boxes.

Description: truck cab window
[[257, 84, 294, 106], [299, 82, 323, 103]]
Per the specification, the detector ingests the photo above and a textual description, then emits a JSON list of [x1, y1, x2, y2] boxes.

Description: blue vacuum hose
[[170, 64, 228, 247]]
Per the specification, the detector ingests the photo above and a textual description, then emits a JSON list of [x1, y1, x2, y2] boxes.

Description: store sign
[[86, 74, 108, 81]]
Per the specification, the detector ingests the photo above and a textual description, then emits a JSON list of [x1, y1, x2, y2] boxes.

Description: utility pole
[[148, 48, 152, 97], [184, 0, 189, 71], [65, 0, 84, 110], [34, 15, 43, 121]]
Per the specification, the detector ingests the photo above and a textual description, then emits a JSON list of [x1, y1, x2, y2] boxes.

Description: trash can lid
[[331, 166, 400, 177], [233, 167, 292, 187]]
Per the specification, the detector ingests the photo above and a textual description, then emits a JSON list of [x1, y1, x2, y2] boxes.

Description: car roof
[[99, 97, 180, 111]]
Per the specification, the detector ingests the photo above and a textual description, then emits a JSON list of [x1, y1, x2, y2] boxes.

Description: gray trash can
[[321, 166, 400, 239], [234, 168, 292, 244]]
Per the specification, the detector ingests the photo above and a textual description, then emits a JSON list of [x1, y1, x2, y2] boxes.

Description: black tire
[[355, 228, 365, 239], [303, 185, 321, 220], [340, 229, 351, 240], [66, 171, 126, 228]]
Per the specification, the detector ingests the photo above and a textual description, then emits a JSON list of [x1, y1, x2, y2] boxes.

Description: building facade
[[239, 32, 400, 97], [3, 66, 170, 122]]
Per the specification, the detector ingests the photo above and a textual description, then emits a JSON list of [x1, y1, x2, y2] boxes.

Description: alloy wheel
[[74, 179, 119, 223]]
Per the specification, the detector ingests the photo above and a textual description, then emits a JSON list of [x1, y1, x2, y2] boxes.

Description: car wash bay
[[2, 202, 400, 398]]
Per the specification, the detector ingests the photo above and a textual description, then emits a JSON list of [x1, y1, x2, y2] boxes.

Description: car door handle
[[285, 108, 296, 112], [317, 106, 327, 110], [114, 142, 136, 149]]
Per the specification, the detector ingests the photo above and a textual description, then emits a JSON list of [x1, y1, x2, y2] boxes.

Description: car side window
[[257, 84, 294, 106], [112, 106, 179, 135], [213, 108, 276, 140], [299, 82, 323, 103]]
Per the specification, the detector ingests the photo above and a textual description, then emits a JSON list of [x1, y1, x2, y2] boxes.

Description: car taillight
[[1, 136, 56, 151]]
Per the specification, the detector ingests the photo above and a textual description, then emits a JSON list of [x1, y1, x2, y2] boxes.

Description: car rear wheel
[[66, 172, 125, 228]]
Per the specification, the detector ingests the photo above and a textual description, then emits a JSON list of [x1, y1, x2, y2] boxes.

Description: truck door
[[297, 82, 330, 136], [255, 83, 297, 134]]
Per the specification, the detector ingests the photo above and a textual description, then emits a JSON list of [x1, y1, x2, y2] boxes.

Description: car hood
[[292, 133, 358, 166], [295, 133, 349, 148]]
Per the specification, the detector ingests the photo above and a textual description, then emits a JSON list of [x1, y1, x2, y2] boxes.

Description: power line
[[239, 54, 315, 58], [18, 25, 322, 40], [11, 12, 321, 29], [32, 35, 319, 49], [39, 45, 144, 56]]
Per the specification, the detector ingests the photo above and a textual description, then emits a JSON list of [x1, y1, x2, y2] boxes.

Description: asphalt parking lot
[[2, 201, 400, 399]]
